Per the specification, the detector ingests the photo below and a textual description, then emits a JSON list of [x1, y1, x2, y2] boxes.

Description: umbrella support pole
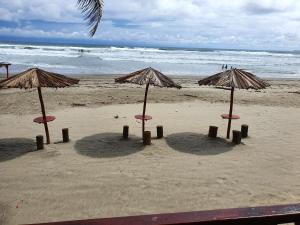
[[5, 65, 9, 78], [142, 82, 150, 139], [226, 87, 234, 139], [38, 87, 50, 144]]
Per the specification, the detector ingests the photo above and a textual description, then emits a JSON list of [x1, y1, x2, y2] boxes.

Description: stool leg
[[157, 125, 163, 139], [208, 126, 218, 138], [241, 124, 248, 138], [36, 135, 44, 150], [123, 125, 129, 139], [62, 128, 69, 143], [143, 131, 151, 145], [232, 130, 242, 144]]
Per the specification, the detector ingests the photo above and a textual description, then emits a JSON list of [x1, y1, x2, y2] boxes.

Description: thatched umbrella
[[198, 68, 270, 139], [0, 68, 79, 144], [115, 67, 181, 138]]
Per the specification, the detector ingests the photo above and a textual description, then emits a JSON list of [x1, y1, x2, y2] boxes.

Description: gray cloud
[[244, 2, 284, 15], [0, 0, 300, 50]]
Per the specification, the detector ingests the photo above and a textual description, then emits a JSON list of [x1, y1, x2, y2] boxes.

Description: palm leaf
[[77, 0, 104, 37]]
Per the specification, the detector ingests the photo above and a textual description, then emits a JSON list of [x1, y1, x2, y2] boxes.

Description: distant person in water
[[225, 64, 228, 69], [222, 64, 224, 70]]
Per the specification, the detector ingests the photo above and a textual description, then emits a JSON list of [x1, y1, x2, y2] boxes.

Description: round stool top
[[135, 114, 152, 121], [33, 116, 56, 124], [221, 114, 240, 119]]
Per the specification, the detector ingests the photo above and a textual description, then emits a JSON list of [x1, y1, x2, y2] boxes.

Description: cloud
[[243, 1, 293, 15], [109, 19, 140, 29], [0, 0, 300, 50], [0, 0, 80, 22], [245, 3, 282, 15], [0, 26, 84, 39]]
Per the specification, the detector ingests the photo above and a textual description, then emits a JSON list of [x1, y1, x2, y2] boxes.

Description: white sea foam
[[0, 43, 299, 78]]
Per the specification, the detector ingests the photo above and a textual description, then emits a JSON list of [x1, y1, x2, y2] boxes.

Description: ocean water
[[1, 43, 300, 78]]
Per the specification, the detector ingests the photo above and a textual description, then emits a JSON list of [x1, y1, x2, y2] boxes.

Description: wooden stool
[[232, 130, 242, 144], [208, 126, 218, 138], [36, 135, 44, 150], [143, 131, 151, 145], [157, 125, 163, 139], [123, 125, 129, 139], [62, 128, 69, 143], [241, 124, 248, 138]]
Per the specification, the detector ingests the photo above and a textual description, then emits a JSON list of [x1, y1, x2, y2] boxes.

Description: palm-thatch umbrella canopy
[[0, 68, 79, 144], [198, 68, 270, 139], [115, 67, 181, 139]]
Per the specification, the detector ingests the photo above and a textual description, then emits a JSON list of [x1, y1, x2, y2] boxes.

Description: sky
[[0, 0, 300, 50]]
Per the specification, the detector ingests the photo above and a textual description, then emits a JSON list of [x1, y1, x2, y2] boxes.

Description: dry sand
[[0, 75, 300, 225], [1, 75, 300, 115]]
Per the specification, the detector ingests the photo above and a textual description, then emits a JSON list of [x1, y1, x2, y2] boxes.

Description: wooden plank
[[25, 203, 300, 225]]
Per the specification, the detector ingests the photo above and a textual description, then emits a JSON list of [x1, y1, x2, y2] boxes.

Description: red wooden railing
[[26, 203, 300, 225]]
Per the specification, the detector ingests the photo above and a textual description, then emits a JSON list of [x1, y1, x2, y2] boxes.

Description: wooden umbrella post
[[5, 65, 9, 78], [142, 82, 150, 139], [226, 87, 234, 139], [37, 87, 50, 144]]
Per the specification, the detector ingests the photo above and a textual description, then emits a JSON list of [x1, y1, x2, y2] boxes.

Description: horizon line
[[1, 39, 299, 53]]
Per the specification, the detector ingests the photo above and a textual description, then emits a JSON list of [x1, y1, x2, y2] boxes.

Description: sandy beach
[[0, 75, 300, 225]]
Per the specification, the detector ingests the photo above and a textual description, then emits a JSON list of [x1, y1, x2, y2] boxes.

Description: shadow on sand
[[74, 132, 145, 158], [166, 132, 234, 155], [0, 138, 36, 162]]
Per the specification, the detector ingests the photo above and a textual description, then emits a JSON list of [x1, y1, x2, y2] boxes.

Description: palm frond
[[77, 0, 104, 37]]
